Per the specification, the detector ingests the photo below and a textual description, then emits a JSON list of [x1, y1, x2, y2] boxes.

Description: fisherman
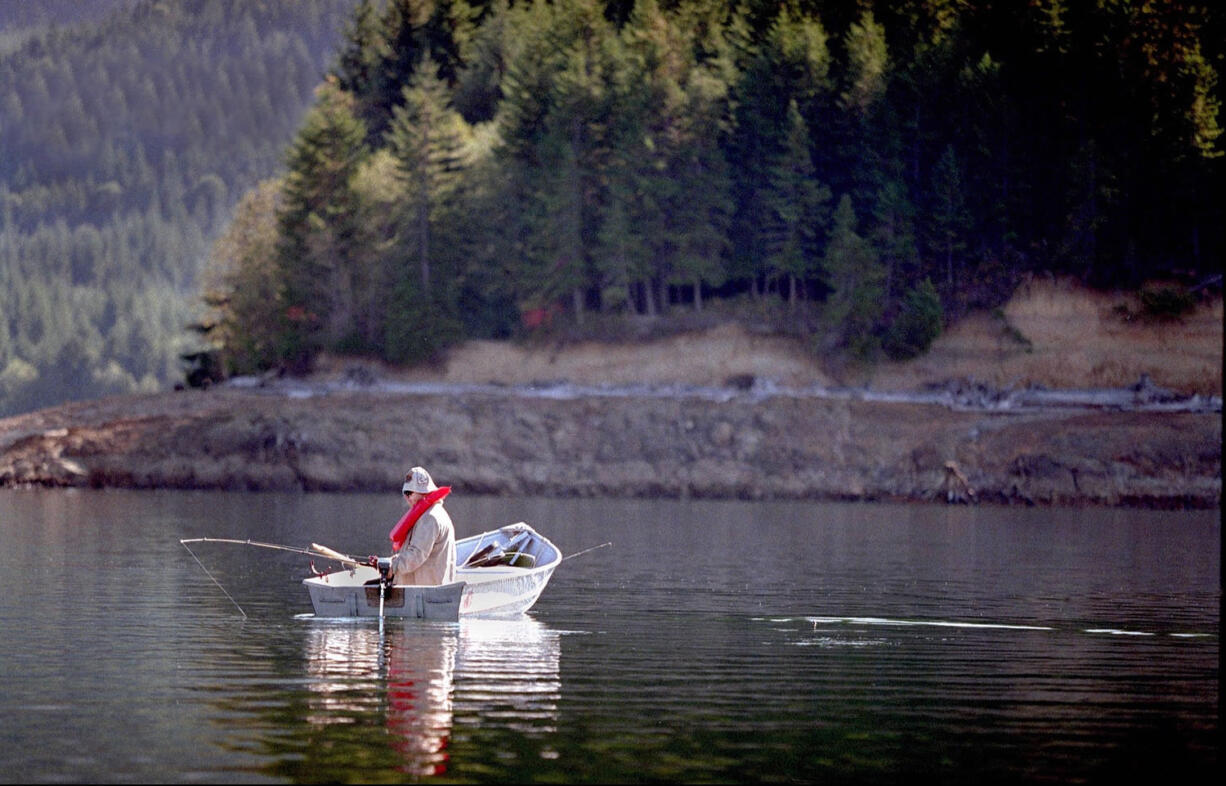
[[369, 466, 457, 586]]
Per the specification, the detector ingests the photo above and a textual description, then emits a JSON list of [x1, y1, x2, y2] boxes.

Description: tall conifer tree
[[927, 144, 971, 292], [386, 56, 472, 291], [822, 194, 885, 356], [763, 100, 830, 306], [276, 78, 369, 371]]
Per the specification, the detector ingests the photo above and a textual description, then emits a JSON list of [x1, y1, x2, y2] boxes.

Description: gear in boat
[[460, 532, 538, 568], [364, 530, 540, 586]]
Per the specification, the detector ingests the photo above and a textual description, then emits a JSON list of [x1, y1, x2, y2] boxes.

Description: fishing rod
[[562, 542, 612, 561], [179, 538, 367, 619], [179, 537, 365, 568]]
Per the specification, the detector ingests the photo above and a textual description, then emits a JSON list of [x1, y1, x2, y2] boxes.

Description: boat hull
[[456, 564, 558, 617], [304, 573, 467, 620], [303, 523, 560, 621]]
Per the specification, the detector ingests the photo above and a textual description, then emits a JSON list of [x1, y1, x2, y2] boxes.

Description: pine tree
[[883, 276, 942, 360], [594, 180, 648, 313], [367, 0, 479, 142], [870, 177, 920, 302], [840, 9, 888, 117], [927, 144, 971, 292], [763, 100, 830, 306], [839, 8, 894, 213], [726, 2, 832, 298], [276, 77, 369, 371], [670, 126, 732, 312], [498, 0, 614, 324], [200, 179, 284, 375], [332, 0, 390, 145], [610, 0, 725, 313], [492, 0, 557, 163], [386, 56, 472, 291], [822, 194, 885, 357]]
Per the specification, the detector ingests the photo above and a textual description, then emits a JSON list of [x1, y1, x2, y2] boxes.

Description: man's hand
[[367, 555, 379, 567]]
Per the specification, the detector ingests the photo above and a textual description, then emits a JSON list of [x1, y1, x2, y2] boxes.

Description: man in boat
[[370, 466, 457, 586]]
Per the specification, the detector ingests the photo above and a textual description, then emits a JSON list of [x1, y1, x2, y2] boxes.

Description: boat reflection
[[303, 616, 561, 776], [453, 617, 562, 736]]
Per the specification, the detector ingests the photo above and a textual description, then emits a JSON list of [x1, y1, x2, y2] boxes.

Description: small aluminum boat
[[303, 522, 561, 621]]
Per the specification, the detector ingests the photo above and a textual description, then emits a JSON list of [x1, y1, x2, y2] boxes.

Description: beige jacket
[[390, 503, 456, 586]]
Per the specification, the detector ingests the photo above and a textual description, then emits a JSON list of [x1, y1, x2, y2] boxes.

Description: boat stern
[[304, 572, 466, 621]]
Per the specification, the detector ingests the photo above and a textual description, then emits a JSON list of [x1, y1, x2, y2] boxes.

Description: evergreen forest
[[0, 0, 361, 416], [2, 0, 1222, 417], [206, 0, 1222, 377]]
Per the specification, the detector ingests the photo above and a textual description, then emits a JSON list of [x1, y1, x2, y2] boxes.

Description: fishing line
[[179, 538, 364, 619], [180, 539, 247, 619]]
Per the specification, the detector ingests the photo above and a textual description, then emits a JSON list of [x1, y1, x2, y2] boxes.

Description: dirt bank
[[0, 278, 1220, 507], [314, 276, 1223, 396], [0, 383, 1218, 507]]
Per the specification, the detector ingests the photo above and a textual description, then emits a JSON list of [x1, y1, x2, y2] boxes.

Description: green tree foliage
[[383, 263, 464, 365], [333, 0, 390, 141], [0, 0, 358, 416], [383, 57, 474, 360], [821, 195, 886, 358], [883, 277, 942, 360], [497, 0, 618, 324], [840, 8, 889, 117], [333, 0, 479, 144], [200, 180, 284, 375], [926, 144, 971, 293], [762, 100, 831, 306], [605, 0, 733, 313], [211, 0, 1219, 373], [387, 58, 473, 291], [276, 78, 371, 370], [725, 2, 834, 297], [870, 177, 920, 302], [8, 0, 1220, 411]]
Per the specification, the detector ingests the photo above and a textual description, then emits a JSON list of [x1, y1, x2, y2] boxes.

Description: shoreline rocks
[[0, 386, 1219, 508]]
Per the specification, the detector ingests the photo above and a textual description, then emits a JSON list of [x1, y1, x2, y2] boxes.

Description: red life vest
[[389, 486, 451, 551]]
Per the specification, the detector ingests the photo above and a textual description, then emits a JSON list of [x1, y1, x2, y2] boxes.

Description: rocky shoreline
[[0, 380, 1219, 508]]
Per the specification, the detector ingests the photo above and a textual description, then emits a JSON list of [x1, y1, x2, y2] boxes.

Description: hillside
[[0, 0, 360, 418], [2, 279, 1218, 508], [313, 277, 1223, 397], [203, 0, 1223, 391]]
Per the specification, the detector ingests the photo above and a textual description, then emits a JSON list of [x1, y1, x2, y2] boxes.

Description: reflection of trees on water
[[298, 616, 561, 777]]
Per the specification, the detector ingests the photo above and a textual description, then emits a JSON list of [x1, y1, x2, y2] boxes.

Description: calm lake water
[[0, 489, 1218, 783]]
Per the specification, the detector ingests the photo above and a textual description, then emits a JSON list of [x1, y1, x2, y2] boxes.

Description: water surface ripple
[[0, 490, 1217, 783]]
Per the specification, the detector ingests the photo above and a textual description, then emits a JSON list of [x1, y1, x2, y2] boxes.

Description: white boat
[[303, 522, 561, 621]]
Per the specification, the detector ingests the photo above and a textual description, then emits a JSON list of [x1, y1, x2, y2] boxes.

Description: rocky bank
[[0, 380, 1219, 508]]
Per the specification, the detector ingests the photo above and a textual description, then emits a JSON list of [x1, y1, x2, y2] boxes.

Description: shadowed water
[[0, 490, 1217, 783]]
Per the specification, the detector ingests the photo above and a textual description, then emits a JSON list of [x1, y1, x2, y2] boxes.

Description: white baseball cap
[[403, 466, 438, 494]]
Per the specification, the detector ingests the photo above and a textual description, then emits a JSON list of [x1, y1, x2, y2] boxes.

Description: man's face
[[406, 490, 424, 507]]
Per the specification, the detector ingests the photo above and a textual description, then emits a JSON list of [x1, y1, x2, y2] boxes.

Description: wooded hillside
[[0, 0, 360, 416], [1, 0, 1221, 418], [205, 0, 1222, 377]]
